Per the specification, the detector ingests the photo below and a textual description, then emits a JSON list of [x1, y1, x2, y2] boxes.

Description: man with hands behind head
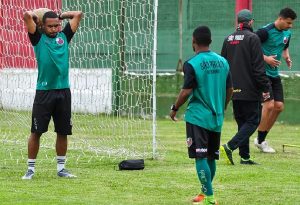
[[22, 9, 83, 179]]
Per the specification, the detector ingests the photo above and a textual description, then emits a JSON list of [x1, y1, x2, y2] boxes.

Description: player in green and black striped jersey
[[22, 9, 83, 179], [255, 8, 297, 153]]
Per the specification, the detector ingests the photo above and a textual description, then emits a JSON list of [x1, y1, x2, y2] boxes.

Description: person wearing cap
[[254, 8, 297, 153], [170, 26, 233, 205], [220, 9, 271, 165]]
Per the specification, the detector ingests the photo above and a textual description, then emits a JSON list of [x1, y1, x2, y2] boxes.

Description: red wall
[[0, 0, 61, 69], [235, 0, 252, 25]]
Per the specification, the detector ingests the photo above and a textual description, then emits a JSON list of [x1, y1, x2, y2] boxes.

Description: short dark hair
[[42, 11, 58, 23], [193, 26, 212, 46], [279, 7, 297, 20]]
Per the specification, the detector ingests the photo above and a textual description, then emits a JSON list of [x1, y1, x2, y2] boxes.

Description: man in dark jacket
[[220, 9, 270, 165]]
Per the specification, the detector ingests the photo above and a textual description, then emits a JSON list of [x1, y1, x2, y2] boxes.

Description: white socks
[[57, 156, 66, 172], [27, 159, 36, 172], [27, 156, 66, 173]]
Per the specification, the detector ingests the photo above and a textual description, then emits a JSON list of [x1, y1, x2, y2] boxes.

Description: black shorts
[[31, 89, 72, 135], [186, 122, 221, 160], [267, 76, 284, 102]]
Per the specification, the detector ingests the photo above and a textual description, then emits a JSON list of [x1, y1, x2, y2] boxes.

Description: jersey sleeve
[[28, 27, 42, 46], [284, 38, 290, 50], [62, 22, 75, 43], [256, 28, 268, 43], [182, 62, 197, 89]]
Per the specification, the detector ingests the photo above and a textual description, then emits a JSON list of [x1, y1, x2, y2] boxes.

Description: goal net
[[0, 0, 158, 163]]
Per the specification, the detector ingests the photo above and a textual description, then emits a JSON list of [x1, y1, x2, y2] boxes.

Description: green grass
[[1, 118, 300, 204]]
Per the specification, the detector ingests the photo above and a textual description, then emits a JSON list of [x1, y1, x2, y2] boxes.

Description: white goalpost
[[0, 0, 159, 162]]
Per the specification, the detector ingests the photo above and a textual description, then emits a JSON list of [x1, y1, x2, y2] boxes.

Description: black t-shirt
[[28, 22, 75, 46]]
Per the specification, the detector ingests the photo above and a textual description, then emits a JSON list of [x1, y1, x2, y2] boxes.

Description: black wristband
[[170, 104, 178, 111]]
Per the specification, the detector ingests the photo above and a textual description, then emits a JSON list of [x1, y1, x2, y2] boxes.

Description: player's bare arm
[[23, 11, 38, 34], [170, 88, 192, 121], [263, 54, 281, 68], [282, 48, 292, 69], [225, 87, 233, 110], [59, 11, 83, 33]]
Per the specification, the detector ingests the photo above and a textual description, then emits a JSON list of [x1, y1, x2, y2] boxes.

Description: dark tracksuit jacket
[[221, 24, 270, 101], [220, 23, 271, 158]]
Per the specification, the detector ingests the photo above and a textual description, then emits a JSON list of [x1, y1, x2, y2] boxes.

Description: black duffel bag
[[118, 159, 145, 170]]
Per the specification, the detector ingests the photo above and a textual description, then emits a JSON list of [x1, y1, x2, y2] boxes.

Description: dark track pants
[[227, 100, 261, 159]]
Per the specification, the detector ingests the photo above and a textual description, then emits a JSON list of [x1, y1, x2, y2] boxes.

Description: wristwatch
[[170, 104, 178, 111]]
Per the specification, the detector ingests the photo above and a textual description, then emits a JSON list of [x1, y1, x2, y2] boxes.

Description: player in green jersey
[[170, 26, 233, 205], [254, 8, 297, 153], [22, 9, 83, 179]]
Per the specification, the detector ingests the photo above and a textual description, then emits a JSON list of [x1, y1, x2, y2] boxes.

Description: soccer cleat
[[240, 158, 259, 165], [22, 169, 34, 180], [57, 169, 77, 178], [254, 138, 276, 153], [203, 197, 218, 205], [192, 193, 205, 204], [220, 144, 234, 165]]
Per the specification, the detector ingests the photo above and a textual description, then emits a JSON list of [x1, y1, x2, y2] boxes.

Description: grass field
[[0, 116, 300, 204]]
